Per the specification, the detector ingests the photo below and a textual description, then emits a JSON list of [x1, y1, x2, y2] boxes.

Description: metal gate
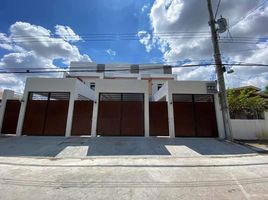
[[194, 95, 218, 137], [173, 94, 218, 137], [71, 100, 93, 136], [22, 92, 69, 136], [97, 93, 144, 136], [1, 100, 21, 134], [149, 102, 169, 136]]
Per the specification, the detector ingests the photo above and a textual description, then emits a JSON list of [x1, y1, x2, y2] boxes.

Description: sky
[[0, 0, 268, 92]]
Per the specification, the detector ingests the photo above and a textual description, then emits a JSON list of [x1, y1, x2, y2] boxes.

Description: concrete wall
[[151, 80, 225, 138], [16, 78, 92, 137], [91, 79, 149, 137], [11, 77, 225, 139], [231, 119, 268, 140]]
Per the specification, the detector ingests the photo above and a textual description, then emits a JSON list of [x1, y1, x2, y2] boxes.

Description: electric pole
[[207, 0, 233, 140]]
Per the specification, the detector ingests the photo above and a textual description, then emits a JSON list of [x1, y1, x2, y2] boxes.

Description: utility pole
[[207, 0, 233, 140]]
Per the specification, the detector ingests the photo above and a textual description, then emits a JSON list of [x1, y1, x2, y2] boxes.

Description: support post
[[207, 0, 233, 140]]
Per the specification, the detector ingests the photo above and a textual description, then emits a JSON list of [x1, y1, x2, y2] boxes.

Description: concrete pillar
[[16, 92, 28, 136], [167, 92, 175, 138], [91, 93, 99, 137], [214, 94, 225, 139], [65, 92, 76, 137], [0, 90, 15, 134], [144, 92, 150, 137]]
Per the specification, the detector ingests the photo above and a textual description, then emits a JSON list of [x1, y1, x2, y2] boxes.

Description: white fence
[[231, 119, 268, 140]]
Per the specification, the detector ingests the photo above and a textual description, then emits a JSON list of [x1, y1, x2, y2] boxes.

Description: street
[[0, 137, 267, 199]]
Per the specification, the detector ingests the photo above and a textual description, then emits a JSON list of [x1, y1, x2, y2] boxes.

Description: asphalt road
[[0, 155, 267, 200]]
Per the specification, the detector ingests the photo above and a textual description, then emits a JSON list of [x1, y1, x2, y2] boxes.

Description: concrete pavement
[[0, 136, 255, 157], [0, 155, 267, 199], [0, 136, 267, 199]]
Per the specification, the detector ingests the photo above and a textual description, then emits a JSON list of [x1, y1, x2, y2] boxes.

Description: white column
[[0, 90, 15, 134], [144, 92, 150, 137], [16, 92, 28, 136], [167, 92, 175, 138], [214, 94, 225, 139], [65, 92, 76, 137], [91, 93, 99, 137]]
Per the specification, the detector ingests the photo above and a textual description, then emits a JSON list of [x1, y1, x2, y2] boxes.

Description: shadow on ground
[[0, 136, 256, 157]]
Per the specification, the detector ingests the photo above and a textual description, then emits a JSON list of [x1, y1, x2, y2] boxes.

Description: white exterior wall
[[231, 119, 268, 140], [167, 80, 224, 138], [151, 80, 224, 138], [16, 78, 93, 137], [12, 76, 224, 138], [151, 80, 169, 96], [91, 79, 149, 137]]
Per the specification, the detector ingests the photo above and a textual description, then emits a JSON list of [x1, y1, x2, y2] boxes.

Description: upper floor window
[[90, 82, 95, 91], [157, 84, 163, 90], [163, 65, 172, 74], [97, 64, 105, 73]]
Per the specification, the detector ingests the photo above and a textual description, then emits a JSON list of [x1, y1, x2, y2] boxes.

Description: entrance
[[97, 93, 144, 136], [22, 92, 69, 136], [173, 94, 218, 137]]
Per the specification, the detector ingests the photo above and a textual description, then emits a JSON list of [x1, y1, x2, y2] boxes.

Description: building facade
[[0, 62, 225, 138]]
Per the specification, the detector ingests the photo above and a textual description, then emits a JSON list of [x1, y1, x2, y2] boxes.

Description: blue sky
[[0, 0, 267, 91], [0, 0, 161, 64]]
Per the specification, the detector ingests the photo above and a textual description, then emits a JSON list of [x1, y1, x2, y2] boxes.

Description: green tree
[[227, 88, 267, 119], [265, 85, 268, 94]]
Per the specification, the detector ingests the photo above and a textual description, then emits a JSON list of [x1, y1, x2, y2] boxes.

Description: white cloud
[[138, 0, 268, 88], [137, 31, 154, 52], [0, 21, 91, 91], [106, 49, 116, 56], [55, 25, 81, 42], [141, 4, 149, 13], [0, 74, 24, 92]]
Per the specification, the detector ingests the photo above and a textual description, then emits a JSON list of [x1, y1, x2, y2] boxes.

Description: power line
[[214, 0, 222, 19], [229, 0, 268, 29], [1, 63, 268, 74]]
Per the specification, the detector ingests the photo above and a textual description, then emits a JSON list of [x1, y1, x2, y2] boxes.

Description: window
[[130, 65, 139, 74], [97, 64, 105, 73], [90, 82, 95, 91], [157, 84, 163, 91], [163, 65, 172, 74]]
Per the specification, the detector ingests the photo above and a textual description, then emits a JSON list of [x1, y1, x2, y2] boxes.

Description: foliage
[[227, 88, 267, 118], [265, 85, 268, 94]]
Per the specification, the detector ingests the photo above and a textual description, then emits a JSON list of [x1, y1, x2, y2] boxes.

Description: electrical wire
[[1, 63, 268, 74], [214, 0, 222, 19], [229, 0, 268, 29]]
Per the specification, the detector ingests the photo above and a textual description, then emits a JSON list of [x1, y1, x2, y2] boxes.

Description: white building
[[0, 62, 225, 138]]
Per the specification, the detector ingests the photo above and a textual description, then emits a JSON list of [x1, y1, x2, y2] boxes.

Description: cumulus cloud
[[55, 25, 81, 42], [138, 0, 268, 88], [0, 21, 91, 91]]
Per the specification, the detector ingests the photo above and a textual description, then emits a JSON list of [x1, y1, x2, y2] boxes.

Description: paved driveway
[[0, 136, 255, 158]]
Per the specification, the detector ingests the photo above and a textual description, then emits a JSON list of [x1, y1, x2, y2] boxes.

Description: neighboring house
[[0, 62, 225, 139], [0, 90, 3, 104], [229, 86, 268, 120]]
